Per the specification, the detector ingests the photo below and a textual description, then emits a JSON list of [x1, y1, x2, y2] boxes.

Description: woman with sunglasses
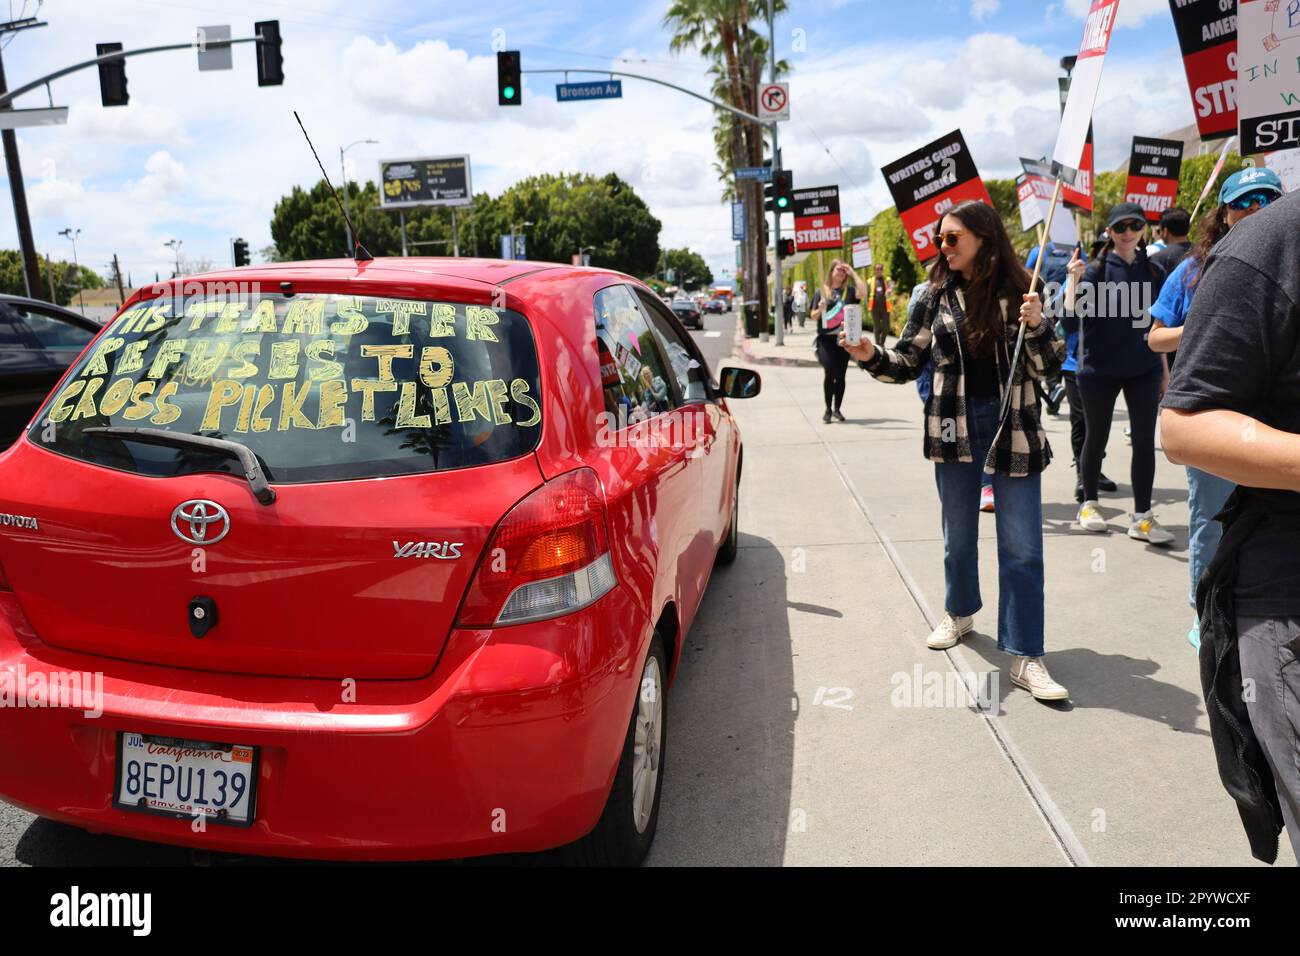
[[1148, 167, 1284, 650], [810, 258, 867, 423], [839, 201, 1069, 701], [1063, 202, 1173, 545]]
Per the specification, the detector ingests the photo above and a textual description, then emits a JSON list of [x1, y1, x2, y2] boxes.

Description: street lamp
[[340, 138, 378, 254], [58, 227, 83, 314], [164, 238, 182, 279]]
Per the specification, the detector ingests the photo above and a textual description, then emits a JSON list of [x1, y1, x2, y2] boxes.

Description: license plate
[[114, 733, 258, 826]]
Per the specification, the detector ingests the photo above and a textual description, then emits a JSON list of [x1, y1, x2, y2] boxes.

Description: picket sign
[[1002, 175, 1065, 422], [1190, 135, 1237, 224]]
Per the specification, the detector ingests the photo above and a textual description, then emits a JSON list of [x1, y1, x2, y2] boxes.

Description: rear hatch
[[0, 286, 545, 679]]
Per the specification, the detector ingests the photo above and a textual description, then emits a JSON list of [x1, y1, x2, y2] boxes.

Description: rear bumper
[[0, 585, 652, 861]]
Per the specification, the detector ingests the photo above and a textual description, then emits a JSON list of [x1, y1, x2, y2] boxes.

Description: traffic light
[[232, 238, 250, 267], [497, 51, 521, 106], [255, 20, 284, 86], [96, 43, 128, 107], [764, 169, 793, 212], [777, 238, 796, 259]]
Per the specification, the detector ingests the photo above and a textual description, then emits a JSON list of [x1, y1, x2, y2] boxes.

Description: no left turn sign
[[758, 82, 789, 122]]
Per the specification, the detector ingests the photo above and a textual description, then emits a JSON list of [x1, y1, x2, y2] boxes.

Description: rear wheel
[[715, 476, 739, 565], [568, 634, 667, 866]]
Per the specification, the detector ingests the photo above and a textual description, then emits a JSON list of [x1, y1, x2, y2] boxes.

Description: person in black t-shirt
[[1162, 188, 1300, 860], [810, 259, 866, 423], [1148, 207, 1192, 276]]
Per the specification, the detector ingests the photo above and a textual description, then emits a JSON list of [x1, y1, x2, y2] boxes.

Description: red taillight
[[457, 467, 615, 627]]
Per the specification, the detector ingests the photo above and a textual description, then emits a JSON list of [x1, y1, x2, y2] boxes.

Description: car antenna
[[293, 110, 373, 262]]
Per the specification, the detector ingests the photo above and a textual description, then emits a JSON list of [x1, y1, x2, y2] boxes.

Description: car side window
[[634, 289, 711, 403], [18, 309, 95, 350], [0, 317, 28, 348], [593, 284, 679, 426]]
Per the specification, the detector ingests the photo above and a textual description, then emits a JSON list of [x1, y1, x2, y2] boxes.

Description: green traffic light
[[777, 197, 789, 208], [503, 85, 516, 99]]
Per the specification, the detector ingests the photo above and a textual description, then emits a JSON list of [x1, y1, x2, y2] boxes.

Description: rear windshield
[[28, 289, 542, 482]]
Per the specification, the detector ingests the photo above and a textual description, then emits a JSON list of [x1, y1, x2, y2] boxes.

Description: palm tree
[[664, 0, 788, 322]]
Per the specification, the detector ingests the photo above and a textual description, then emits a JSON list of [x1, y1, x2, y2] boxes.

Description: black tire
[[715, 476, 739, 565], [567, 635, 668, 866]]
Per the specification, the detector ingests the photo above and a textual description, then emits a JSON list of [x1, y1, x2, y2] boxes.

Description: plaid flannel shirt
[[861, 279, 1065, 477]]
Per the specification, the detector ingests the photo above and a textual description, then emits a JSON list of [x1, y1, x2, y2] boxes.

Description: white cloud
[[342, 36, 565, 130], [126, 151, 186, 202], [971, 0, 1001, 22]]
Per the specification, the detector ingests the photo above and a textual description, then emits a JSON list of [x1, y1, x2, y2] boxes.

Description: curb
[[729, 315, 822, 369]]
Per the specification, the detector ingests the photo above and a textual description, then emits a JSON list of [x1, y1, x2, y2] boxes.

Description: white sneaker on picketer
[[1076, 500, 1107, 533], [1010, 656, 1069, 701], [1129, 511, 1175, 546], [927, 613, 973, 650]]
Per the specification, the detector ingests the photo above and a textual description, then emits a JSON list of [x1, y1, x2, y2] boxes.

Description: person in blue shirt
[[1150, 166, 1285, 650]]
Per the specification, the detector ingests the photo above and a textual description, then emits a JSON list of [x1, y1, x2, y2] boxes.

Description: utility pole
[[768, 0, 783, 347], [111, 252, 125, 305], [0, 17, 47, 298]]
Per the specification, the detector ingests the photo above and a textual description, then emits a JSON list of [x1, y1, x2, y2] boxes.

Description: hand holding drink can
[[843, 304, 863, 346]]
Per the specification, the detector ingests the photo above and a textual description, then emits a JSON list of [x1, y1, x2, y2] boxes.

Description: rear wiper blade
[[84, 427, 277, 506]]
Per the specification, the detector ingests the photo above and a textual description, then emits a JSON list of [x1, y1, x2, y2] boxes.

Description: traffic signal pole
[[0, 32, 272, 109], [0, 48, 40, 297], [768, 0, 783, 347]]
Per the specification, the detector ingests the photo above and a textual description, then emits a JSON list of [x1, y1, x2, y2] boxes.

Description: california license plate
[[114, 733, 258, 826]]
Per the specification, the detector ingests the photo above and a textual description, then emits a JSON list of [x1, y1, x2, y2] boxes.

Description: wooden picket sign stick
[[1001, 174, 1065, 422]]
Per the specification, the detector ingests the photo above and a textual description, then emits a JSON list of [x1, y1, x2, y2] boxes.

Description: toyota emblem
[[171, 500, 230, 545]]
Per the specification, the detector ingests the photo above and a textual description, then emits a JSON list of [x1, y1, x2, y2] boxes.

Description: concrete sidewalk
[[646, 333, 1294, 867]]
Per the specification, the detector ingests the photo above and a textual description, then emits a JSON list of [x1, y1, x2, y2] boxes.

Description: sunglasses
[[1227, 191, 1277, 211], [1109, 220, 1145, 235], [934, 230, 966, 248]]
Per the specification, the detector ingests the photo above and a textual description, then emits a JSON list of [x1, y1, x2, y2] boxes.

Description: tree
[[270, 172, 661, 276], [662, 248, 713, 289], [665, 0, 789, 328], [0, 250, 103, 305]]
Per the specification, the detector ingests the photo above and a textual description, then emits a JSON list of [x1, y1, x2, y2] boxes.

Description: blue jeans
[[1187, 466, 1234, 608], [934, 398, 1045, 657]]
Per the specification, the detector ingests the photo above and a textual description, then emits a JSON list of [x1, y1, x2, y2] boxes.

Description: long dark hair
[[927, 200, 1031, 358], [1188, 205, 1230, 289]]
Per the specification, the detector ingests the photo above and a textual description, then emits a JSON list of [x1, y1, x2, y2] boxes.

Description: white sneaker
[[927, 613, 973, 650], [1076, 500, 1107, 533], [1129, 511, 1175, 546], [1010, 656, 1069, 701]]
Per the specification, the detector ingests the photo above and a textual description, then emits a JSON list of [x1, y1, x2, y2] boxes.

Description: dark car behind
[[0, 295, 101, 447], [670, 300, 702, 330]]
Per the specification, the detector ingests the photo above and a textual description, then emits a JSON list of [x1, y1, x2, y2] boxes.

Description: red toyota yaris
[[0, 257, 760, 864]]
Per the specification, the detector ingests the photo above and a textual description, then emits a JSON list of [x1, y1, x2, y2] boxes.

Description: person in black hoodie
[[1063, 202, 1173, 545], [1162, 187, 1300, 863]]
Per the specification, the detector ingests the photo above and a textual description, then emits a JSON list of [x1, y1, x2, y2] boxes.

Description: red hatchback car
[[0, 257, 760, 865]]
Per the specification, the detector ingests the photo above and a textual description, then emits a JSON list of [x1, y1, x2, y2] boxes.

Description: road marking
[[704, 331, 721, 338], [784, 373, 1092, 868]]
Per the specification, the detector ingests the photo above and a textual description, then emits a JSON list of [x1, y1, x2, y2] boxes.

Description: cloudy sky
[[2, 0, 1199, 284]]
